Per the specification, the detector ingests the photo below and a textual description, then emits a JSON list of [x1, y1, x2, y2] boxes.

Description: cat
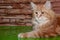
[[18, 0, 60, 38]]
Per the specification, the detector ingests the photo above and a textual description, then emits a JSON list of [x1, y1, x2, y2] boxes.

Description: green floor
[[0, 26, 32, 40], [0, 26, 60, 40]]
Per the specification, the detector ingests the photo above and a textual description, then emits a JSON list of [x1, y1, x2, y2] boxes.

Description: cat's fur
[[18, 1, 60, 38]]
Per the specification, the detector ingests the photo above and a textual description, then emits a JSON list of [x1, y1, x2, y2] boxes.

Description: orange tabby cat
[[18, 1, 60, 38]]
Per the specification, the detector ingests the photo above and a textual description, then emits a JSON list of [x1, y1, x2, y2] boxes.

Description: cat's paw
[[18, 33, 24, 38]]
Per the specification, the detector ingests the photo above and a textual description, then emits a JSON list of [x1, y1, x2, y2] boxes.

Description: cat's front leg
[[18, 30, 46, 38], [18, 31, 39, 38]]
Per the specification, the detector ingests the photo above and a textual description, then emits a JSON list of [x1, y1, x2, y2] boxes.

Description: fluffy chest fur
[[34, 16, 50, 26]]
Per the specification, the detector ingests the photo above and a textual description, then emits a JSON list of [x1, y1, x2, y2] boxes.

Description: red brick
[[0, 18, 10, 23], [56, 0, 60, 1], [53, 7, 60, 11], [0, 9, 6, 13], [25, 15, 32, 19], [0, 4, 30, 9], [1, 15, 26, 19], [0, 19, 3, 23], [25, 19, 32, 23], [0, 0, 46, 3], [17, 22, 25, 25], [51, 0, 56, 2], [52, 2, 60, 7], [19, 4, 31, 9], [6, 9, 32, 14], [0, 0, 60, 26], [0, 13, 7, 16], [15, 19, 25, 23], [0, 5, 13, 9], [9, 18, 16, 23], [0, 3, 11, 6], [26, 23, 32, 26], [32, 0, 46, 3], [54, 10, 60, 14], [0, 24, 19, 26], [0, 0, 31, 3]]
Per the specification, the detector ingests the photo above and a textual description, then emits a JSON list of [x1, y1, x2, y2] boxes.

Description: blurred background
[[0, 0, 60, 26]]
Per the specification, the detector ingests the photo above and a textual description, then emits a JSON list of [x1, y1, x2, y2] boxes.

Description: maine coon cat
[[18, 0, 60, 38]]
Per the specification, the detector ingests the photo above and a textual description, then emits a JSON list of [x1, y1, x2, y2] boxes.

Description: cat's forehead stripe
[[36, 4, 44, 11]]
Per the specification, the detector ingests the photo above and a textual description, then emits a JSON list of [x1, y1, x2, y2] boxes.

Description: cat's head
[[31, 1, 55, 21]]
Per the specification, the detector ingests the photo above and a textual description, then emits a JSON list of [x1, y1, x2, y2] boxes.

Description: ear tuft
[[30, 2, 37, 10], [44, 0, 51, 9]]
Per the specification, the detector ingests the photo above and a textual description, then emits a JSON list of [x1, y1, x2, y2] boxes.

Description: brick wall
[[0, 0, 60, 26]]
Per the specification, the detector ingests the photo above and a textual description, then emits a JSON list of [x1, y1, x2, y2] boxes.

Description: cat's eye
[[35, 12, 38, 14], [42, 12, 44, 14]]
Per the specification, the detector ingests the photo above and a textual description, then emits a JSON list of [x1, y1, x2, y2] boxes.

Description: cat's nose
[[39, 15, 42, 18]]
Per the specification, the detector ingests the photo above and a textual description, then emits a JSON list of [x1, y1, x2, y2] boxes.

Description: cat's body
[[18, 1, 60, 38]]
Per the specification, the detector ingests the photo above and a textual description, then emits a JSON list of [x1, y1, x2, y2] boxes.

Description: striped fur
[[18, 1, 60, 38]]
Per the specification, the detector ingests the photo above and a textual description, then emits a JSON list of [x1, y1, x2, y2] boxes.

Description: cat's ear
[[44, 0, 51, 9], [30, 2, 37, 10]]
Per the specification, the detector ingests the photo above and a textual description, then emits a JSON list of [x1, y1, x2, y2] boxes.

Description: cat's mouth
[[35, 16, 49, 24]]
